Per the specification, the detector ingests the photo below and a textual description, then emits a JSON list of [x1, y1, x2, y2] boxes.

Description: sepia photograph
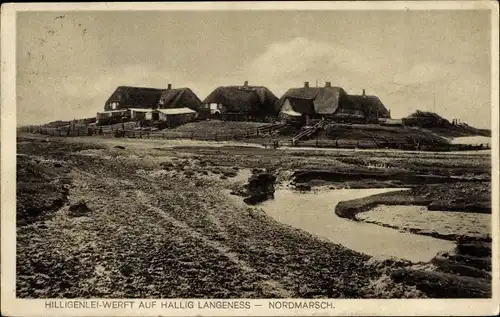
[[1, 1, 499, 316]]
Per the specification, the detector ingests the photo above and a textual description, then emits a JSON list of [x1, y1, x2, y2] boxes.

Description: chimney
[[325, 82, 331, 88], [304, 81, 309, 88], [244, 80, 248, 86], [362, 89, 366, 96], [167, 84, 172, 90]]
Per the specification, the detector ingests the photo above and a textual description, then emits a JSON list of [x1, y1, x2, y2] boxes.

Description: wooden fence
[[285, 138, 491, 152], [18, 125, 266, 142], [18, 125, 490, 152]]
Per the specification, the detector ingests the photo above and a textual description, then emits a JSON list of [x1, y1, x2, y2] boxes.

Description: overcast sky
[[17, 9, 492, 128]]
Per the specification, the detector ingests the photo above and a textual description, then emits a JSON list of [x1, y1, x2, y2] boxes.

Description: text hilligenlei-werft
[[44, 299, 335, 310]]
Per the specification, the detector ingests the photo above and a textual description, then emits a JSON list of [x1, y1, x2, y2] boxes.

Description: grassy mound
[[324, 123, 450, 148], [172, 120, 267, 134], [403, 111, 491, 137]]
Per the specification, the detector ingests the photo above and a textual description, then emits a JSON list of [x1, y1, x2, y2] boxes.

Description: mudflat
[[16, 134, 492, 299]]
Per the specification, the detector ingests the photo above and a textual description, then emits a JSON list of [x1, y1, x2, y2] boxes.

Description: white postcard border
[[1, 2, 499, 316]]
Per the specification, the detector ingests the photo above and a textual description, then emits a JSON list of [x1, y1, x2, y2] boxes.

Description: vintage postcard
[[1, 1, 499, 316]]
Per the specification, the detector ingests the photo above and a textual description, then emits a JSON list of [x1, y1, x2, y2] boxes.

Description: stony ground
[[15, 134, 492, 298]]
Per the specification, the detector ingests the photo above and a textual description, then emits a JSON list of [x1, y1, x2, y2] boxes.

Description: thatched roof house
[[105, 86, 164, 111], [104, 84, 202, 112], [348, 90, 391, 119], [203, 81, 279, 118], [278, 83, 390, 124], [278, 82, 354, 124], [279, 82, 351, 116], [158, 85, 203, 111]]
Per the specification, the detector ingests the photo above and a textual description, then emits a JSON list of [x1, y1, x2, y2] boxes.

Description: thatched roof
[[105, 86, 165, 110], [105, 86, 203, 112], [278, 85, 349, 115], [348, 95, 390, 118], [203, 85, 279, 115], [159, 88, 203, 111], [279, 83, 391, 119]]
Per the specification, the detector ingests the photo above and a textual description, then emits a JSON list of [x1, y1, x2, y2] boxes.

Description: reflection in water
[[259, 188, 456, 263]]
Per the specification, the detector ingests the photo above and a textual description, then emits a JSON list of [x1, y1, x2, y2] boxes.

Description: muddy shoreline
[[334, 184, 490, 219], [15, 134, 492, 298]]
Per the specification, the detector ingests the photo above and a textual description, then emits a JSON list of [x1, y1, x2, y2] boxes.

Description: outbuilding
[[129, 108, 154, 121], [155, 107, 197, 128], [96, 109, 130, 125]]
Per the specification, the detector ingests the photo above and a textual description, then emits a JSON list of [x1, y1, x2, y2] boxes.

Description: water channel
[[257, 188, 456, 263]]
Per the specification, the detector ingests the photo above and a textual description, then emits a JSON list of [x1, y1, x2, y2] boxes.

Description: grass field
[[171, 120, 269, 134], [23, 119, 491, 153]]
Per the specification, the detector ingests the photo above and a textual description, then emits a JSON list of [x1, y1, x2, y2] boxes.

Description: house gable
[[279, 84, 347, 116], [159, 88, 203, 111]]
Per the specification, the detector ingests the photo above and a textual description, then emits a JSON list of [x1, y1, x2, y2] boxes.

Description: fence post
[[215, 132, 218, 141]]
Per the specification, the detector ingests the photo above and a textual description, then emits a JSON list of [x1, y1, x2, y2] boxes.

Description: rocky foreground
[[16, 135, 492, 298]]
